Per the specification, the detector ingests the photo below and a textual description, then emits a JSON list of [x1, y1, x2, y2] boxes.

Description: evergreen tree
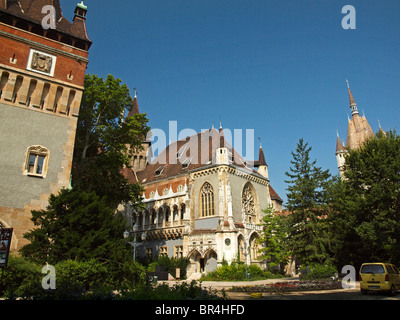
[[21, 188, 130, 265], [285, 138, 333, 266]]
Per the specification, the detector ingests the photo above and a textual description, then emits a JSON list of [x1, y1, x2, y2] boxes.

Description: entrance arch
[[204, 249, 218, 273]]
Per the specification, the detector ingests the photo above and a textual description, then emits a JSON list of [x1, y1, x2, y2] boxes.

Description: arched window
[[200, 182, 214, 217], [242, 183, 256, 223], [23, 145, 50, 178]]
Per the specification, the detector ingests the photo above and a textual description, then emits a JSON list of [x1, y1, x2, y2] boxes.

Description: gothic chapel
[[122, 98, 283, 278]]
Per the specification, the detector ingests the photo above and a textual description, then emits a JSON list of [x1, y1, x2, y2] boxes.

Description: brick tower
[[0, 0, 91, 252]]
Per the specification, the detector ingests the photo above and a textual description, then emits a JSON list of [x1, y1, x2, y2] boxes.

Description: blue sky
[[62, 0, 400, 204]]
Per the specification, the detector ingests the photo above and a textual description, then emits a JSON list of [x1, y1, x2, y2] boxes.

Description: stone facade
[[0, 1, 91, 252], [122, 109, 283, 277]]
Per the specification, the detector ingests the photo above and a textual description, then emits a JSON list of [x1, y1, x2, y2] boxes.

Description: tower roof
[[126, 95, 140, 119], [0, 0, 91, 43], [346, 79, 359, 116], [254, 144, 267, 167], [335, 132, 347, 153], [344, 80, 374, 150]]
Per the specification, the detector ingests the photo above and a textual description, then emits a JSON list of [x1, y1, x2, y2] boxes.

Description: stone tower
[[126, 92, 151, 172], [0, 1, 91, 251], [336, 80, 375, 176]]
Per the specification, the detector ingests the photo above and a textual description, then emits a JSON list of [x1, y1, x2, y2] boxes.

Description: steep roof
[[0, 0, 91, 43], [130, 128, 261, 185], [126, 96, 140, 119], [254, 145, 267, 167], [335, 133, 347, 153]]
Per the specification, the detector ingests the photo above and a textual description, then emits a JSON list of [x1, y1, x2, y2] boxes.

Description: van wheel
[[390, 285, 396, 296]]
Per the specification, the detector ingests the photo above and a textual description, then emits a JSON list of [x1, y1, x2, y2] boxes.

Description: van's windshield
[[361, 264, 385, 274]]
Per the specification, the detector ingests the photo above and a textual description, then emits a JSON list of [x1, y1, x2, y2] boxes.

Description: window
[[145, 248, 153, 258], [24, 146, 50, 178], [242, 183, 256, 223], [155, 165, 165, 176], [175, 246, 183, 258], [159, 246, 168, 257], [200, 182, 214, 217]]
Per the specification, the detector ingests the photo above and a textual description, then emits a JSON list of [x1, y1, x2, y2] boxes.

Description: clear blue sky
[[62, 0, 400, 205]]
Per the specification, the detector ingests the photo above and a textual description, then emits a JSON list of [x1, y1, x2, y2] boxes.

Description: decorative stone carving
[[31, 52, 53, 74]]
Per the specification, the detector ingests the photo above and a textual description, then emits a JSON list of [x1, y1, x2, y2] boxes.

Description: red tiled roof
[[269, 185, 283, 203]]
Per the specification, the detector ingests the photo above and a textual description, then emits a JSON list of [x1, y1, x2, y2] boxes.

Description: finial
[[336, 129, 339, 137], [258, 137, 262, 148], [133, 88, 137, 99], [378, 120, 381, 129], [346, 78, 350, 89]]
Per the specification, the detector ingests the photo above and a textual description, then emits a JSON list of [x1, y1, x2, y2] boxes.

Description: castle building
[[122, 100, 283, 278], [0, 0, 91, 251], [336, 80, 376, 176]]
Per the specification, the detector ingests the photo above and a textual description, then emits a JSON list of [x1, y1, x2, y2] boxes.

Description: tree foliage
[[258, 206, 291, 269], [285, 138, 333, 266], [72, 73, 150, 208], [21, 188, 130, 265], [329, 130, 400, 270]]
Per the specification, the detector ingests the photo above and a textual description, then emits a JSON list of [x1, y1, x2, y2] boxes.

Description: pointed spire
[[346, 78, 359, 116], [258, 144, 267, 166], [126, 89, 139, 119], [336, 132, 346, 153]]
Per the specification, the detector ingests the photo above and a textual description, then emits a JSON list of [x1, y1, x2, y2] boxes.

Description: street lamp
[[124, 223, 146, 263]]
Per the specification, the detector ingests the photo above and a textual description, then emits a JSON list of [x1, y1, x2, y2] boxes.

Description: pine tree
[[285, 138, 332, 266]]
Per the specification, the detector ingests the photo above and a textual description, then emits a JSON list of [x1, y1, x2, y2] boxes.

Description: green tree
[[285, 138, 333, 266], [21, 188, 130, 265], [258, 205, 291, 270], [329, 130, 400, 270], [72, 73, 150, 208]]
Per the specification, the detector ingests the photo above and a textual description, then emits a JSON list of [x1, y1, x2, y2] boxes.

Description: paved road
[[226, 288, 400, 300], [163, 278, 400, 300]]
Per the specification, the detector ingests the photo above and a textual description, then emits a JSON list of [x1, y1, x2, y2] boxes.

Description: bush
[[119, 281, 223, 300], [0, 255, 42, 298], [142, 256, 190, 279], [2, 256, 148, 299], [300, 264, 338, 280], [200, 261, 283, 281]]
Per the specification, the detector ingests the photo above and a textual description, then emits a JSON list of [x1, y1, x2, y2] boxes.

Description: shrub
[[200, 261, 283, 281], [300, 264, 338, 280], [119, 281, 223, 300], [0, 255, 42, 298]]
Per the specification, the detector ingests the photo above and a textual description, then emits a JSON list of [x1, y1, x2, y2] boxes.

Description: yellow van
[[359, 263, 400, 295]]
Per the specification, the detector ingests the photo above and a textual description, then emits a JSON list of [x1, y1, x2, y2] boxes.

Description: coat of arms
[[30, 52, 53, 74]]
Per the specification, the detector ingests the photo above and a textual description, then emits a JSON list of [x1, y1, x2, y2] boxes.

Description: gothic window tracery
[[200, 182, 214, 217], [242, 183, 256, 223]]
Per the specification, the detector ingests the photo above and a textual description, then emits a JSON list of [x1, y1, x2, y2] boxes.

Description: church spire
[[346, 78, 359, 116]]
